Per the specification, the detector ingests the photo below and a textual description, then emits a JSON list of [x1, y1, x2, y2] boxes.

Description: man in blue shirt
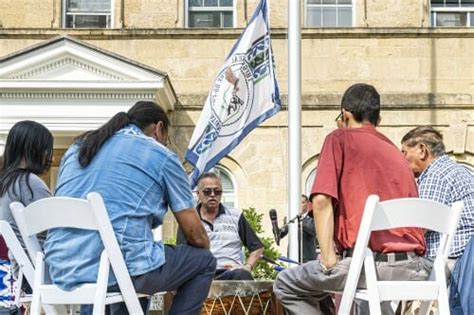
[[401, 126, 474, 265], [44, 101, 216, 314]]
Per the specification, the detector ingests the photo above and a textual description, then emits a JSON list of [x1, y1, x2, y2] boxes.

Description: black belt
[[342, 248, 413, 262]]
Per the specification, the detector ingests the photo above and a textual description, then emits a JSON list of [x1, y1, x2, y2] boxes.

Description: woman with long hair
[[0, 120, 53, 288], [0, 120, 53, 237]]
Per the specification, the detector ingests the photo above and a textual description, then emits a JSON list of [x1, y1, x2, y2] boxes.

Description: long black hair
[[0, 120, 54, 199], [76, 101, 170, 167]]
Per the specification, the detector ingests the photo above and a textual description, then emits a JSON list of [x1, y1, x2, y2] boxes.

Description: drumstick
[[277, 256, 300, 265], [260, 255, 279, 265]]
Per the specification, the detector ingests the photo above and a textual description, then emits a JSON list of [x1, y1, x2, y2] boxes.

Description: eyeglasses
[[335, 111, 343, 122], [201, 188, 223, 196]]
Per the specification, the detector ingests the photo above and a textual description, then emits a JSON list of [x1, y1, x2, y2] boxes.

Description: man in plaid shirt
[[401, 126, 474, 267]]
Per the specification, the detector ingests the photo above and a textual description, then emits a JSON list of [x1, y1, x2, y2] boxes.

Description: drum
[[201, 280, 282, 315]]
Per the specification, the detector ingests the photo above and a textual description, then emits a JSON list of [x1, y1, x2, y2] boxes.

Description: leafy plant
[[242, 207, 281, 280], [164, 235, 176, 245]]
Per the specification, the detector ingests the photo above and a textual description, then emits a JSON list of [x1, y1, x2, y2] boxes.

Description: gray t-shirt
[[0, 173, 50, 256]]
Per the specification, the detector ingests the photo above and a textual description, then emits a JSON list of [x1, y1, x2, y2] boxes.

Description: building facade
[[1, 0, 473, 243]]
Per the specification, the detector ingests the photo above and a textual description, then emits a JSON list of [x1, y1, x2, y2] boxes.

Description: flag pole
[[287, 0, 301, 265]]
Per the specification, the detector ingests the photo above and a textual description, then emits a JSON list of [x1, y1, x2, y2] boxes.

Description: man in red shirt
[[273, 83, 430, 314]]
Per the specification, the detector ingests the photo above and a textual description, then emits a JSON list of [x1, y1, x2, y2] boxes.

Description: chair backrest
[[339, 195, 463, 315], [10, 193, 141, 311], [365, 195, 463, 261], [10, 197, 99, 265]]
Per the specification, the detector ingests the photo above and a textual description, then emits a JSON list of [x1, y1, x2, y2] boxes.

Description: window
[[214, 166, 237, 208], [306, 0, 353, 27], [193, 165, 237, 208], [63, 0, 112, 28], [430, 0, 474, 26], [187, 0, 234, 28], [305, 168, 317, 197]]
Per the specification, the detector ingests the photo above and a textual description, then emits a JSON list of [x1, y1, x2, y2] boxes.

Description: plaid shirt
[[418, 155, 474, 258]]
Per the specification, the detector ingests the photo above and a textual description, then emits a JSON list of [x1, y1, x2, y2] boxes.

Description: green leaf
[[242, 207, 281, 280]]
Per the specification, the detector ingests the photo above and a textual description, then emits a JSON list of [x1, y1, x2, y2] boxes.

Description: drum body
[[201, 280, 282, 315]]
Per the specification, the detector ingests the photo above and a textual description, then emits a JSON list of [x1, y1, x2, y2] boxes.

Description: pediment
[[0, 36, 178, 135], [0, 36, 166, 82], [7, 56, 128, 81]]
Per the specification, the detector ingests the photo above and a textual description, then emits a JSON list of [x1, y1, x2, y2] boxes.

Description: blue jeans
[[81, 244, 216, 315]]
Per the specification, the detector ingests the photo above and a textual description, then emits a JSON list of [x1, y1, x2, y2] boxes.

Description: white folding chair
[[0, 220, 63, 314], [10, 192, 144, 315], [338, 195, 463, 315], [0, 220, 34, 306]]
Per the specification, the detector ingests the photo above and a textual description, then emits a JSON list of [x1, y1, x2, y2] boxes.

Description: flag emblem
[[186, 0, 280, 187]]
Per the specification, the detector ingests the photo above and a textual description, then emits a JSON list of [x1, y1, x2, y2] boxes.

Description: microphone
[[269, 209, 280, 246]]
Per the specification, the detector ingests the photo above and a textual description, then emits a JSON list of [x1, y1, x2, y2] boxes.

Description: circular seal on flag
[[210, 54, 254, 137]]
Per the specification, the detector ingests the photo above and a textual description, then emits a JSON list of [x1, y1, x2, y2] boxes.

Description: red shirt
[[311, 125, 426, 255]]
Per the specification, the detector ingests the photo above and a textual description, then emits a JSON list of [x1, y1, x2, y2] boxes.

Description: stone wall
[[0, 0, 430, 29], [3, 29, 472, 95]]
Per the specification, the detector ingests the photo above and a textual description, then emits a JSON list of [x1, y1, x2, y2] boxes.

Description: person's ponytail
[[76, 101, 169, 168], [76, 112, 130, 167]]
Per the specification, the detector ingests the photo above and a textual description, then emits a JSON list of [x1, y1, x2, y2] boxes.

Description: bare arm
[[312, 194, 337, 269], [174, 208, 209, 249], [246, 247, 264, 269]]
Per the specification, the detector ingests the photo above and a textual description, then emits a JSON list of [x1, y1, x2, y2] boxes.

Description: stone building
[[1, 0, 473, 243]]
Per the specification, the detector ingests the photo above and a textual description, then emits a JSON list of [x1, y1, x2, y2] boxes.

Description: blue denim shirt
[[44, 124, 194, 290]]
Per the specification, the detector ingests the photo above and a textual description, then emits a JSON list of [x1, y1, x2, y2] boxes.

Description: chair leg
[[364, 256, 382, 315], [93, 251, 110, 315], [14, 271, 23, 307], [69, 304, 76, 315], [437, 287, 450, 315], [30, 298, 42, 315], [31, 252, 44, 315]]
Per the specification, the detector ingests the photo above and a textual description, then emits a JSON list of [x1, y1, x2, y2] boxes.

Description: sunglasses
[[335, 111, 343, 122], [201, 188, 223, 196]]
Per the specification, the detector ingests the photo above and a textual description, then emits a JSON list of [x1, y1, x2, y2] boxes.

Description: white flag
[[185, 0, 281, 187]]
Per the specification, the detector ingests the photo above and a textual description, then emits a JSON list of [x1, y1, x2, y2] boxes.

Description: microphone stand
[[298, 215, 303, 264], [281, 214, 304, 264], [285, 214, 300, 225]]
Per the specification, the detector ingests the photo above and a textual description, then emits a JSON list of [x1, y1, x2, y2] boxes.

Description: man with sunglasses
[[178, 172, 263, 280]]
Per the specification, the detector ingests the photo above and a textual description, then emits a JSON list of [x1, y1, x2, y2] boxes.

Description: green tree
[[242, 207, 281, 280]]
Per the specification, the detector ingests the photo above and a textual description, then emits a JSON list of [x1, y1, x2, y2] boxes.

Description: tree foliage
[[242, 207, 281, 280]]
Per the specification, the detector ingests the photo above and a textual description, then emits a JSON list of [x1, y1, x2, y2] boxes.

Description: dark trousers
[[214, 268, 253, 280], [81, 244, 216, 315]]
